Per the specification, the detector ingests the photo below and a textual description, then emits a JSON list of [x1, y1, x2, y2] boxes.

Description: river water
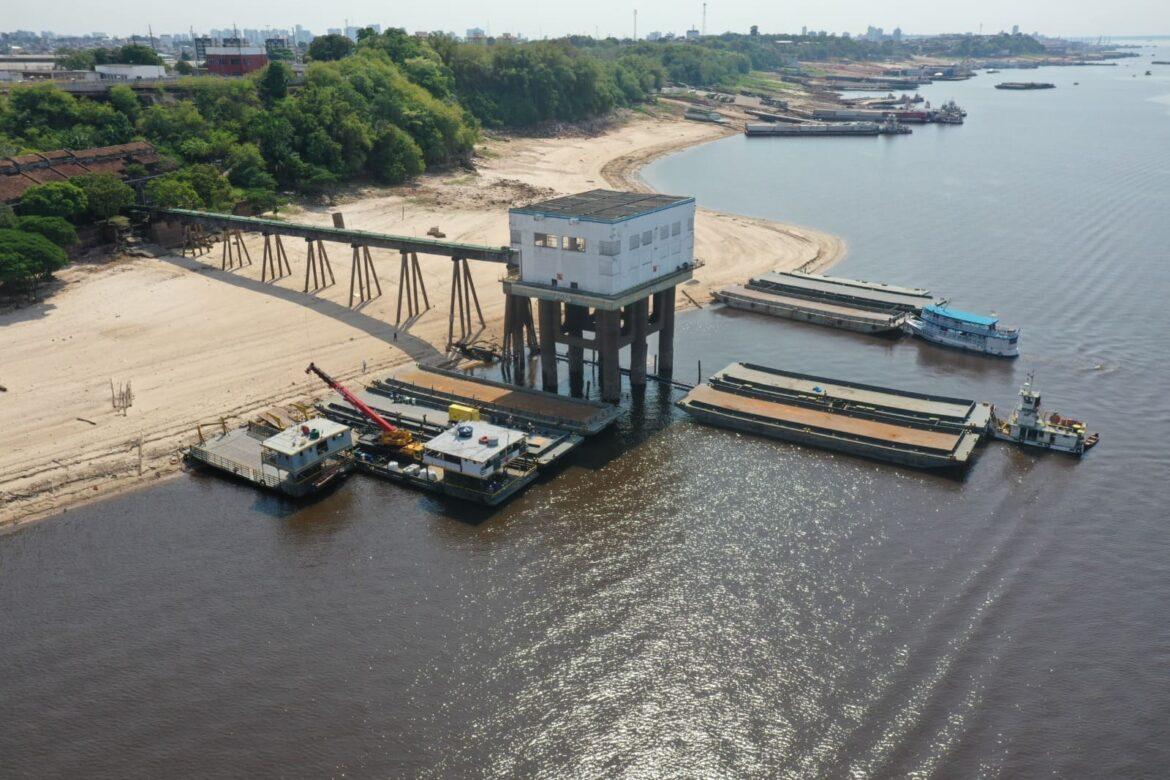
[[4, 48, 1170, 778]]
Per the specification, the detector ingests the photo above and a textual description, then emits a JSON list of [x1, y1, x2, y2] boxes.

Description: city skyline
[[3, 0, 1167, 40]]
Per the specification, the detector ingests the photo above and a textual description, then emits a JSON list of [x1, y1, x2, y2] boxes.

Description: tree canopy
[[0, 228, 68, 292], [307, 34, 355, 62], [19, 181, 88, 220]]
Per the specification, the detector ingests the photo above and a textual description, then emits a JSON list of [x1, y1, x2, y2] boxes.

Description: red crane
[[305, 362, 413, 447]]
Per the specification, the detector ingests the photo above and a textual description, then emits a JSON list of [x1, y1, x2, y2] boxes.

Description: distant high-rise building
[[193, 36, 213, 62], [801, 26, 807, 36], [466, 27, 486, 42], [892, 27, 903, 42], [1012, 24, 1020, 35], [685, 28, 700, 40], [646, 31, 662, 41]]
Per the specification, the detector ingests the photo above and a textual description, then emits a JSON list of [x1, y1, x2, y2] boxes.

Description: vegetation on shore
[[0, 28, 1050, 297]]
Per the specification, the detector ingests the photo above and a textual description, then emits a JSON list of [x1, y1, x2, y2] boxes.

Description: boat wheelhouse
[[905, 303, 1020, 357]]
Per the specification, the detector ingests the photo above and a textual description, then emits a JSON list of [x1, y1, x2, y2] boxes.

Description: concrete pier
[[655, 287, 676, 379]]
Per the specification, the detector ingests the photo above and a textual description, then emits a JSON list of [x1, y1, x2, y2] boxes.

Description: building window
[[642, 230, 652, 245], [509, 229, 521, 244], [672, 222, 681, 236], [661, 225, 670, 239], [629, 234, 640, 250], [687, 217, 694, 232], [562, 236, 586, 252], [598, 239, 620, 256], [534, 233, 559, 248]]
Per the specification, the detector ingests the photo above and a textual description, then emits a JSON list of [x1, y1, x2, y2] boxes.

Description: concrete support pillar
[[566, 304, 586, 397], [597, 308, 622, 403], [657, 286, 676, 379], [505, 294, 526, 384], [630, 298, 649, 388], [537, 299, 560, 393]]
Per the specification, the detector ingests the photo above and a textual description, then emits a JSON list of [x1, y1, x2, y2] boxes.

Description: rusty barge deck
[[677, 362, 987, 469]]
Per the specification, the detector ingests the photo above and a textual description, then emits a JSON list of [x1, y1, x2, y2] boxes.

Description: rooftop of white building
[[510, 189, 693, 224]]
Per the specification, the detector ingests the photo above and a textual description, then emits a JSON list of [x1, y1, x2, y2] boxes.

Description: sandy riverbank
[[0, 106, 845, 529]]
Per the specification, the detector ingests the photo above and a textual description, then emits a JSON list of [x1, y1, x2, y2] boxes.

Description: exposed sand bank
[[0, 108, 845, 528]]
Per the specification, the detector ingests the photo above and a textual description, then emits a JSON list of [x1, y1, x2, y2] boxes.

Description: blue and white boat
[[904, 303, 1020, 357]]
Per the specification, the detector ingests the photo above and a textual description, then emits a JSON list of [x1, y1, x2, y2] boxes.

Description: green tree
[[308, 34, 355, 62], [257, 61, 293, 103], [0, 228, 68, 291], [144, 176, 202, 209], [369, 125, 424, 184], [16, 215, 78, 248], [0, 204, 16, 229], [20, 181, 87, 220], [225, 143, 277, 190], [73, 173, 135, 221], [174, 60, 194, 76], [56, 47, 96, 71], [107, 84, 141, 122], [180, 164, 236, 210]]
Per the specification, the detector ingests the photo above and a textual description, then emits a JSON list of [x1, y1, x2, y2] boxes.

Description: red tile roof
[[1, 142, 160, 203]]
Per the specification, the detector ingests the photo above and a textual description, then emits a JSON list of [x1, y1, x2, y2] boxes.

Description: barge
[[744, 121, 910, 137], [713, 284, 908, 335], [996, 82, 1056, 90], [187, 418, 354, 497], [748, 270, 934, 313], [677, 362, 986, 470]]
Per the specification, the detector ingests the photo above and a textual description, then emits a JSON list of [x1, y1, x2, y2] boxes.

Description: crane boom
[[305, 362, 399, 436]]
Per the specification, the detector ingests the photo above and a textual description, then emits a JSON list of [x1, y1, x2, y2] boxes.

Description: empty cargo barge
[[713, 284, 908, 334], [676, 362, 988, 469], [749, 271, 935, 313]]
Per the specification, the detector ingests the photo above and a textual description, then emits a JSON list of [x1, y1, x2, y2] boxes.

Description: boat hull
[[714, 289, 906, 335], [905, 317, 1019, 357], [677, 399, 976, 471]]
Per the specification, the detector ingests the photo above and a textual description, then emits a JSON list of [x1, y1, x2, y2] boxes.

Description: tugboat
[[933, 100, 966, 124], [993, 376, 1099, 455], [904, 302, 1020, 357]]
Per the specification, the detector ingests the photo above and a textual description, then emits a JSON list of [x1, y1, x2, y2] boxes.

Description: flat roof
[[925, 304, 998, 326], [262, 419, 350, 456], [425, 422, 526, 463], [510, 189, 693, 223]]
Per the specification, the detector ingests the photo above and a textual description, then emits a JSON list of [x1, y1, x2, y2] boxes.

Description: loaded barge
[[677, 362, 990, 470]]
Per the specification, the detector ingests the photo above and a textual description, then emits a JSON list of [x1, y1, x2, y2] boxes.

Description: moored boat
[[904, 303, 1020, 357], [992, 377, 1099, 455]]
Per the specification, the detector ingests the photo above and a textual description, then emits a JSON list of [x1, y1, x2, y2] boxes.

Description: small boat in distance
[[904, 303, 1020, 357], [993, 377, 1099, 455], [996, 82, 1056, 90]]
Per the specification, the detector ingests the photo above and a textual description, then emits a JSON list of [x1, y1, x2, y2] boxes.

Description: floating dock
[[677, 362, 988, 470], [187, 419, 354, 497], [713, 284, 908, 335], [748, 271, 935, 313]]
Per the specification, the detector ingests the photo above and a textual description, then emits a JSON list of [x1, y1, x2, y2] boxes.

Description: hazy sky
[[6, 0, 1166, 39]]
